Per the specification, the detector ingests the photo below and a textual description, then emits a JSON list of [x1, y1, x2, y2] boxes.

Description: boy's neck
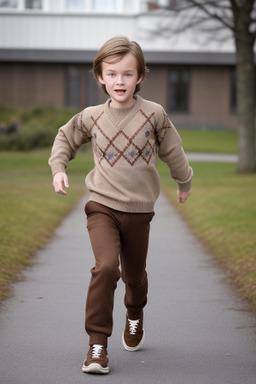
[[109, 102, 135, 122], [109, 96, 136, 109]]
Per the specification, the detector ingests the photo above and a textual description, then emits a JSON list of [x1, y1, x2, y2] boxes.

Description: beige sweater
[[49, 96, 193, 212]]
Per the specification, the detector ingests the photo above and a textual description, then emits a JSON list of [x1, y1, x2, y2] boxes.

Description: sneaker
[[82, 344, 109, 374], [122, 313, 144, 352]]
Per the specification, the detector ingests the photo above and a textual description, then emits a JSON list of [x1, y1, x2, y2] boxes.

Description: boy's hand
[[177, 188, 191, 203], [53, 172, 69, 195]]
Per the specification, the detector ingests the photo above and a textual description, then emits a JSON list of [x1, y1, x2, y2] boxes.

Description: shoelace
[[128, 318, 140, 335], [91, 344, 103, 358]]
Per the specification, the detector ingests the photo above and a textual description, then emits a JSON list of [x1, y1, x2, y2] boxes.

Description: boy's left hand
[[177, 189, 191, 203]]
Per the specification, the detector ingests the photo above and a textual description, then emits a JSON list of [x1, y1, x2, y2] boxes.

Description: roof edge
[[0, 48, 239, 65]]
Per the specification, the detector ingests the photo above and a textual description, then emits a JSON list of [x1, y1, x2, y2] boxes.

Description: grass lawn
[[0, 148, 93, 302], [177, 128, 239, 154], [158, 160, 256, 310], [0, 127, 256, 312]]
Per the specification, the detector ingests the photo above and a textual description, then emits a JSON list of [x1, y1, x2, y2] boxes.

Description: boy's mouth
[[115, 89, 126, 95]]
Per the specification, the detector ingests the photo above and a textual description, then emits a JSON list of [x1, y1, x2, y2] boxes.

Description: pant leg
[[84, 201, 121, 347], [120, 212, 154, 319]]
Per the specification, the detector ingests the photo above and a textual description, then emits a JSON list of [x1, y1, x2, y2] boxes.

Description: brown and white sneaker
[[82, 344, 109, 374], [122, 313, 144, 352]]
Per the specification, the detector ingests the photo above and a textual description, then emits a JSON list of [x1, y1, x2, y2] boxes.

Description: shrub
[[0, 106, 79, 151]]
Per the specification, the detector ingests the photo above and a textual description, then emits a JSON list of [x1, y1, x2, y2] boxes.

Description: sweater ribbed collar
[[104, 95, 143, 130]]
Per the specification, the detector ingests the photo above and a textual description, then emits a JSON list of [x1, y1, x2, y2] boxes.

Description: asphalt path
[[0, 193, 255, 384], [186, 153, 238, 163]]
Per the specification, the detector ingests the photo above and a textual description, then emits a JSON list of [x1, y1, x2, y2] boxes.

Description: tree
[[149, 0, 256, 172]]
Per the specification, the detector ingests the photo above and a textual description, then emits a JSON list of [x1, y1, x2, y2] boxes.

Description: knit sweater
[[49, 95, 193, 213]]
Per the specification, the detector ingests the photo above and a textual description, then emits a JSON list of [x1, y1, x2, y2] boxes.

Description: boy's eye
[[106, 73, 133, 78]]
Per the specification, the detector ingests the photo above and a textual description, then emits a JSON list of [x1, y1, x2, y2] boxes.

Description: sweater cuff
[[50, 166, 66, 177], [175, 167, 193, 192]]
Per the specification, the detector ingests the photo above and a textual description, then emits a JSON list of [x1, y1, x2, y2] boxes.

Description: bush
[[0, 106, 79, 151]]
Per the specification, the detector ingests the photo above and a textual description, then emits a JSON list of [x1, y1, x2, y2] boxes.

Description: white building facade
[[0, 0, 241, 129]]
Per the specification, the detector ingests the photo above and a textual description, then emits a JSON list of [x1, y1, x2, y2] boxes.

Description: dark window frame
[[167, 67, 190, 113], [25, 0, 43, 9], [66, 66, 81, 108], [0, 0, 18, 8]]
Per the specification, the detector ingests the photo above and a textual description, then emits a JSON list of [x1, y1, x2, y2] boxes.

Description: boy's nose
[[116, 75, 124, 84]]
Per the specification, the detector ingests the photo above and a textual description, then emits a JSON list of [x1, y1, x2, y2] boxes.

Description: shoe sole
[[122, 330, 145, 352], [82, 363, 109, 374]]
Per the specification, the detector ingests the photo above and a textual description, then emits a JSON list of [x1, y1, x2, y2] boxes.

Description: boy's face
[[98, 52, 142, 109]]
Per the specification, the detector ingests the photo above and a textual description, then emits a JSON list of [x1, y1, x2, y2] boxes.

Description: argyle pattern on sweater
[[73, 99, 170, 169], [49, 96, 193, 213], [91, 109, 160, 167]]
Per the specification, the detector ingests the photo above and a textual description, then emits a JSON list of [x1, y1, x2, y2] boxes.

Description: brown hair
[[93, 36, 149, 95]]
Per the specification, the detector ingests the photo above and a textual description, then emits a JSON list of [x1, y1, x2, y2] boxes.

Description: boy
[[49, 36, 193, 374]]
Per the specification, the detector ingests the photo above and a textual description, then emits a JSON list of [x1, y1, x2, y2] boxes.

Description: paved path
[[1, 193, 255, 384], [186, 152, 238, 163]]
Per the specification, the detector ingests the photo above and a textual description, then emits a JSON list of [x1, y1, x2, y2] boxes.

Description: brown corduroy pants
[[84, 201, 154, 347]]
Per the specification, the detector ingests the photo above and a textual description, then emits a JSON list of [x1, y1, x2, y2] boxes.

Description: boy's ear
[[136, 76, 143, 85], [98, 76, 105, 85]]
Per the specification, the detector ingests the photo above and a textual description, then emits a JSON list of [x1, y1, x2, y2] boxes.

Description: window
[[92, 0, 116, 11], [67, 0, 117, 12], [0, 0, 43, 10], [66, 0, 85, 11], [25, 0, 42, 9], [147, 0, 176, 11], [168, 69, 190, 112], [0, 0, 18, 8], [86, 71, 98, 107], [66, 66, 81, 108]]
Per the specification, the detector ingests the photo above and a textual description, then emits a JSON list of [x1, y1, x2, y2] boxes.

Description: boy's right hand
[[53, 172, 69, 195]]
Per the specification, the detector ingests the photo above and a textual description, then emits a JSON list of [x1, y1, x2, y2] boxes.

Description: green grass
[[158, 160, 256, 310], [0, 123, 256, 312], [0, 148, 93, 302], [177, 128, 238, 154]]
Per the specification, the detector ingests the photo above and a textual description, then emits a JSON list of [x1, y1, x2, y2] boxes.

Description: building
[[0, 0, 246, 129]]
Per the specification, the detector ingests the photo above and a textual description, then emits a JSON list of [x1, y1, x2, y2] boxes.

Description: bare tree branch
[[144, 0, 256, 172], [174, 0, 234, 31]]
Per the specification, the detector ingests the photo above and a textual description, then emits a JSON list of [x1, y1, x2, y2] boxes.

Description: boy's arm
[[156, 108, 193, 200], [49, 111, 91, 190]]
